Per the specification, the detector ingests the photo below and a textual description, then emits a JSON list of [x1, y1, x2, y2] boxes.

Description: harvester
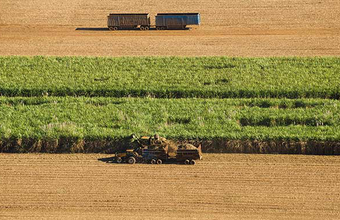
[[114, 135, 202, 165]]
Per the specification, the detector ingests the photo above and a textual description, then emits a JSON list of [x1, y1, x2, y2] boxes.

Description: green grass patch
[[0, 56, 339, 98], [0, 97, 339, 141]]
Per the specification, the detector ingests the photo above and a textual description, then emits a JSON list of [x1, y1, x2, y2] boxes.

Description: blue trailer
[[155, 13, 200, 30]]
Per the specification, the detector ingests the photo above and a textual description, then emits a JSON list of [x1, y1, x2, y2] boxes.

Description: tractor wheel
[[128, 157, 136, 164], [116, 157, 123, 163], [190, 160, 196, 165], [156, 159, 162, 165], [184, 160, 190, 165], [150, 159, 156, 164]]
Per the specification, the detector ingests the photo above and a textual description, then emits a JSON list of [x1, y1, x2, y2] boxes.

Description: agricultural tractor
[[114, 149, 143, 164], [114, 135, 202, 165]]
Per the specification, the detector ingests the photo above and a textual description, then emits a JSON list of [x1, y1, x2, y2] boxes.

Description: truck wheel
[[116, 157, 123, 163], [190, 160, 196, 165], [156, 159, 162, 164], [150, 159, 156, 164], [128, 157, 136, 164], [184, 160, 190, 165], [109, 27, 118, 31]]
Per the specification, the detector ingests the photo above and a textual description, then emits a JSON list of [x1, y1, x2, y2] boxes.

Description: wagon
[[107, 13, 151, 30], [176, 145, 202, 165], [155, 13, 200, 30]]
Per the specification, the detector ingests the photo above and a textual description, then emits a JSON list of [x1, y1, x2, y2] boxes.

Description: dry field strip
[[0, 153, 339, 219], [0, 0, 339, 56]]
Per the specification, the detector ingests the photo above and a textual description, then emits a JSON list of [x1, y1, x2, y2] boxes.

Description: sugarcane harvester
[[114, 134, 202, 165]]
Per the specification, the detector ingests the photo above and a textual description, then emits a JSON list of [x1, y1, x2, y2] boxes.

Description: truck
[[114, 135, 202, 165]]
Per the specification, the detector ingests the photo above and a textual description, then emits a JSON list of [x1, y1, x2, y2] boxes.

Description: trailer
[[107, 13, 151, 30], [155, 13, 200, 30], [142, 148, 169, 164], [141, 144, 202, 165], [176, 144, 202, 165]]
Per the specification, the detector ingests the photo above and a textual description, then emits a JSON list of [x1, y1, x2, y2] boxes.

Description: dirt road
[[0, 153, 339, 219], [0, 0, 339, 56]]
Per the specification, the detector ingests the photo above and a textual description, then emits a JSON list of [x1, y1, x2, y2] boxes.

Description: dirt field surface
[[0, 154, 339, 219], [0, 0, 339, 56]]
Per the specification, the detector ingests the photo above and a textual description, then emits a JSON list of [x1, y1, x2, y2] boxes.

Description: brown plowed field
[[0, 153, 339, 219], [0, 0, 339, 56]]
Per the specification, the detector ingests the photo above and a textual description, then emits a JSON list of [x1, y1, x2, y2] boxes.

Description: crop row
[[0, 97, 339, 141], [0, 56, 340, 98]]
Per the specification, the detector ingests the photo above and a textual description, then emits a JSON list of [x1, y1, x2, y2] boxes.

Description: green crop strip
[[1, 56, 339, 153], [0, 97, 339, 141], [0, 56, 339, 98]]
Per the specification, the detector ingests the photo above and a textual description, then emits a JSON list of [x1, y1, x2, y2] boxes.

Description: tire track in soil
[[0, 0, 339, 56], [0, 153, 339, 219]]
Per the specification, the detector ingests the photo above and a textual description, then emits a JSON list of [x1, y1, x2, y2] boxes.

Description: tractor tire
[[190, 160, 196, 165], [184, 159, 190, 165], [150, 159, 156, 164], [156, 159, 163, 165], [116, 157, 123, 163], [128, 157, 136, 164]]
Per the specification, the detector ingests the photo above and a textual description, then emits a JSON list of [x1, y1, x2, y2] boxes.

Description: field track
[[1, 153, 339, 219], [0, 0, 339, 56]]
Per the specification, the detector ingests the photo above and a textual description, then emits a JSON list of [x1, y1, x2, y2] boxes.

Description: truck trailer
[[107, 13, 200, 30], [107, 13, 151, 30], [155, 13, 200, 30]]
